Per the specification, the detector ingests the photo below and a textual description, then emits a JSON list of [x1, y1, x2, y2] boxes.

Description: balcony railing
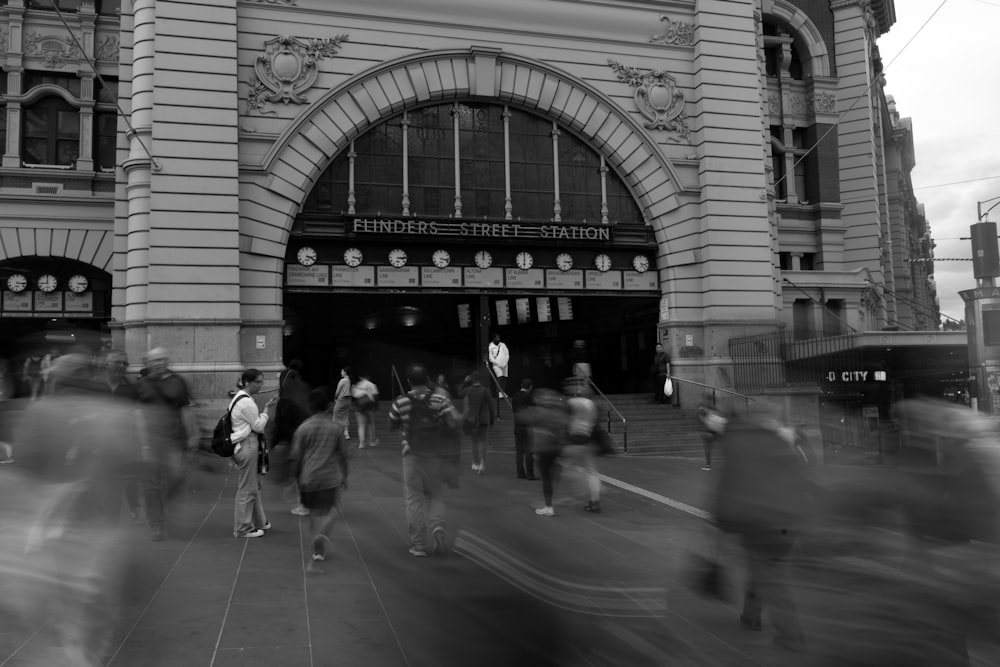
[[729, 329, 865, 394]]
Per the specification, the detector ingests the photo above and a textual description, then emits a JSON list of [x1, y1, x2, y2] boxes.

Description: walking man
[[388, 364, 460, 557], [487, 334, 510, 398], [511, 378, 536, 479], [290, 388, 349, 573], [135, 347, 199, 541]]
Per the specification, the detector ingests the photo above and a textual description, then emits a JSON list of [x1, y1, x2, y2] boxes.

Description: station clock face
[[68, 274, 89, 293], [594, 253, 612, 272], [431, 249, 451, 269], [6, 274, 27, 293], [515, 251, 534, 270], [37, 274, 58, 293], [343, 247, 363, 267], [388, 248, 408, 268], [632, 255, 650, 273], [555, 252, 574, 271], [296, 246, 318, 266], [474, 250, 493, 269]]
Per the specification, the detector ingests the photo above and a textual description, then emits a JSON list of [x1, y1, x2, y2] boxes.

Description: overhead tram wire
[[867, 279, 965, 327], [771, 0, 950, 195], [48, 0, 160, 171]]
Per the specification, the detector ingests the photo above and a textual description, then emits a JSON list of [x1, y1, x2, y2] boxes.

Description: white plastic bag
[[663, 377, 673, 398]]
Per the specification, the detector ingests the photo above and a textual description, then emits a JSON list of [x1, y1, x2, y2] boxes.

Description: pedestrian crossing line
[[598, 474, 714, 521], [452, 529, 667, 617]]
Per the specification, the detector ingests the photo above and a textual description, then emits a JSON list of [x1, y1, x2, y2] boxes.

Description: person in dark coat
[[511, 378, 536, 479], [651, 343, 671, 404], [459, 372, 495, 475]]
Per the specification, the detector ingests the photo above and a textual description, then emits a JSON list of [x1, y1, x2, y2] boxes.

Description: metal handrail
[[669, 375, 755, 414], [390, 365, 406, 398], [482, 360, 514, 413], [583, 376, 629, 454]]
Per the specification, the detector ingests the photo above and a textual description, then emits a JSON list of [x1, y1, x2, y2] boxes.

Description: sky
[[877, 0, 1000, 325]]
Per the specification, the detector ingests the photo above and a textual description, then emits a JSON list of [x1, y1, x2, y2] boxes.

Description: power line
[[912, 174, 1000, 191], [781, 277, 863, 334], [49, 1, 160, 171]]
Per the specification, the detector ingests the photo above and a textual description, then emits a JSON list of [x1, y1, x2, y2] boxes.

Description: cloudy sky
[[878, 0, 1000, 324]]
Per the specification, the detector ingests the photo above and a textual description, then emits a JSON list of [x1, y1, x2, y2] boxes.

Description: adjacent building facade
[[0, 0, 942, 407]]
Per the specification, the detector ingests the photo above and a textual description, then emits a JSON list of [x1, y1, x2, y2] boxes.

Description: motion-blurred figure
[[332, 365, 352, 440], [5, 352, 136, 665], [460, 372, 494, 475], [523, 388, 569, 517], [711, 402, 812, 652], [352, 372, 380, 449], [0, 356, 15, 463], [290, 387, 348, 572], [511, 378, 536, 480], [388, 363, 461, 557], [135, 347, 199, 541], [697, 403, 727, 471], [562, 376, 602, 513]]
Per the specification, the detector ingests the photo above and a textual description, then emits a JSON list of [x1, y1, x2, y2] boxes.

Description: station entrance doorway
[[282, 291, 660, 396]]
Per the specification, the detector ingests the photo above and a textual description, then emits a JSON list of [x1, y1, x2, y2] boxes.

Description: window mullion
[[599, 156, 609, 224], [451, 103, 462, 217], [400, 112, 410, 216], [347, 141, 356, 215], [551, 123, 561, 222], [503, 106, 512, 220]]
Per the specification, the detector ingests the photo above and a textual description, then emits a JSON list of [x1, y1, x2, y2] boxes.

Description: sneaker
[[261, 522, 272, 531], [151, 527, 165, 542], [239, 529, 265, 538], [432, 528, 448, 556], [471, 463, 481, 473], [583, 501, 601, 513], [535, 506, 555, 517], [477, 463, 485, 475], [0, 458, 15, 465], [701, 466, 712, 471], [291, 505, 310, 516], [408, 546, 428, 557], [312, 553, 325, 562]]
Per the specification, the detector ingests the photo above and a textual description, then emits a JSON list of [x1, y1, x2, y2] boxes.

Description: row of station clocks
[[296, 247, 652, 273], [6, 273, 89, 293]]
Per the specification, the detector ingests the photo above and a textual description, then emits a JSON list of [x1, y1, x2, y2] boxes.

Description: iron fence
[[729, 329, 865, 395]]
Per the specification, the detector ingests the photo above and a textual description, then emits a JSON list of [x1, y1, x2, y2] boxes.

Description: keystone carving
[[649, 16, 694, 46], [250, 34, 349, 107], [608, 60, 690, 141], [25, 33, 82, 69]]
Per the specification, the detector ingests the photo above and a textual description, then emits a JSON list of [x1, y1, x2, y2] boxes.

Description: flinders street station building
[[1, 0, 953, 438]]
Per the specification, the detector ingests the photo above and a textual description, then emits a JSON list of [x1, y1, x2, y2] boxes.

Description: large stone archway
[[236, 48, 686, 324]]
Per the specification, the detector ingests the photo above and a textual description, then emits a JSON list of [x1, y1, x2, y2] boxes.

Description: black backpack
[[406, 392, 449, 454], [211, 395, 249, 457]]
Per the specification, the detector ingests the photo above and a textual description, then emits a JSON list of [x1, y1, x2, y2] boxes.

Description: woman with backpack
[[231, 369, 277, 538]]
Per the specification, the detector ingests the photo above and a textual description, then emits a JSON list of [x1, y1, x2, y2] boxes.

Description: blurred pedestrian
[[97, 350, 143, 521], [135, 347, 199, 542], [275, 360, 311, 515], [459, 372, 495, 475], [0, 356, 15, 464], [487, 334, 510, 398], [570, 339, 592, 382], [697, 404, 727, 471], [22, 351, 45, 400], [651, 342, 671, 404], [511, 378, 536, 479], [711, 403, 812, 652], [332, 365, 352, 440], [352, 372, 380, 449], [290, 387, 348, 572], [388, 363, 461, 557], [563, 376, 602, 513], [230, 368, 278, 538], [522, 388, 569, 517]]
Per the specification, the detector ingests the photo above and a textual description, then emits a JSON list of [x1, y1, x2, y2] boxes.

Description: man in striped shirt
[[388, 364, 460, 557]]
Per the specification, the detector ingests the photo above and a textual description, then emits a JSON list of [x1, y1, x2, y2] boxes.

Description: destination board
[[34, 292, 62, 312], [545, 269, 584, 290], [2, 291, 31, 312], [585, 270, 623, 290], [463, 267, 504, 288], [64, 292, 94, 312], [329, 266, 375, 287], [505, 268, 545, 289], [623, 270, 658, 291], [421, 267, 462, 288], [377, 266, 419, 287], [286, 265, 330, 287]]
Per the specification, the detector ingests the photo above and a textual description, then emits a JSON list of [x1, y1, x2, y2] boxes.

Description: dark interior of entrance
[[283, 293, 659, 396]]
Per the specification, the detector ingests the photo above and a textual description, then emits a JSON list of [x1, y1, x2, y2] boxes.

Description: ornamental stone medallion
[[25, 33, 81, 69], [649, 16, 694, 46], [608, 60, 690, 141], [249, 34, 349, 113]]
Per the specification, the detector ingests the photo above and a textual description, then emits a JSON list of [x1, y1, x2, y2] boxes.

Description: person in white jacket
[[231, 369, 277, 538], [487, 334, 510, 398]]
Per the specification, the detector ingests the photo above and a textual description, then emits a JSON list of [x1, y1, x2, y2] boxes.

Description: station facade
[[0, 0, 940, 407]]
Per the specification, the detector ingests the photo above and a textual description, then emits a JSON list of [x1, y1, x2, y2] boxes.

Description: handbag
[[663, 377, 674, 398]]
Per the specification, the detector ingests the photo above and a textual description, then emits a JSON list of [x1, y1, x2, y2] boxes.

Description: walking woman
[[231, 369, 277, 538], [459, 372, 495, 475], [332, 366, 352, 440]]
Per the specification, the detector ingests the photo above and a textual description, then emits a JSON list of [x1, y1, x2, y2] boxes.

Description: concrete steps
[[356, 393, 704, 456]]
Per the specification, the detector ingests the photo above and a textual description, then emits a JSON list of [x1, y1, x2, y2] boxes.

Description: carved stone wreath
[[96, 35, 120, 63], [649, 16, 694, 46], [251, 34, 349, 107], [608, 60, 690, 141], [25, 33, 81, 69]]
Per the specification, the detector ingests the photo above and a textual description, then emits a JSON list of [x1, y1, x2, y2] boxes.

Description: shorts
[[300, 487, 339, 512]]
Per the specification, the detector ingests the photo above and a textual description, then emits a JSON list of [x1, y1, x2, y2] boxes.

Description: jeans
[[468, 424, 488, 467], [356, 409, 377, 447], [402, 453, 445, 549], [514, 426, 534, 478], [536, 450, 561, 506], [233, 437, 267, 536]]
